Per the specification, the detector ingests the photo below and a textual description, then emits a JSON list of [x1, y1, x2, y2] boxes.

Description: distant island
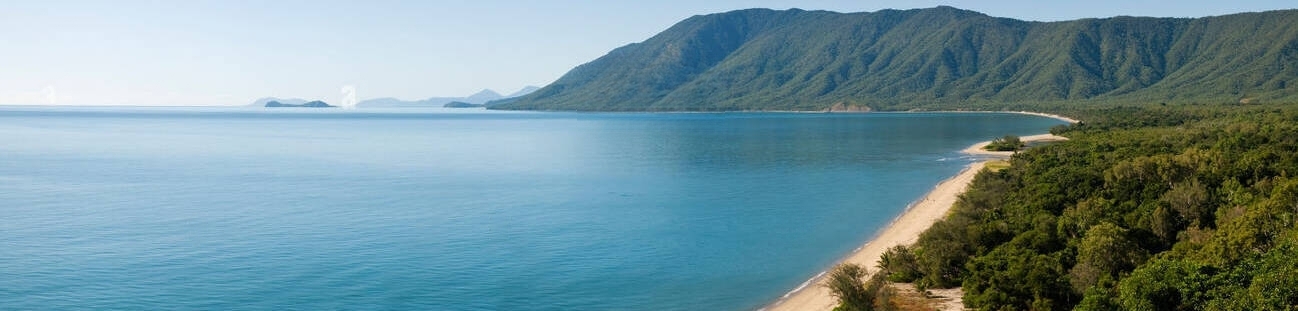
[[265, 100, 334, 108], [251, 97, 309, 107], [443, 101, 484, 108]]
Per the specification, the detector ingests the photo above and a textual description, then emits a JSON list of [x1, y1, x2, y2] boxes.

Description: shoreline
[[891, 110, 1079, 124], [1007, 111, 1079, 124], [763, 161, 988, 311], [762, 132, 1069, 311]]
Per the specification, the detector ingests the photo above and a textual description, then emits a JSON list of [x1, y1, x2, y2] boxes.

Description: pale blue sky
[[1, 0, 1293, 106]]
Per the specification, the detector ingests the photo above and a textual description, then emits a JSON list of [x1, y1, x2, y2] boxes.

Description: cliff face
[[497, 7, 1298, 111]]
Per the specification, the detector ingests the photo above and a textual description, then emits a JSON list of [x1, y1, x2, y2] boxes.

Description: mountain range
[[495, 6, 1298, 111], [251, 86, 540, 108], [355, 87, 540, 108]]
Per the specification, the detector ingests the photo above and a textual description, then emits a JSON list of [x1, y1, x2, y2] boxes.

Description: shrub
[[827, 263, 874, 311], [985, 135, 1025, 151]]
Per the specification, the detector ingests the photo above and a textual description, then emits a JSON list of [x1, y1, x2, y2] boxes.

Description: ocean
[[0, 107, 1064, 310]]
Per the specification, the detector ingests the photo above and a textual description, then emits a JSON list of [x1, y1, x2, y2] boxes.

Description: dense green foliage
[[878, 104, 1298, 310], [496, 7, 1298, 111], [985, 135, 1024, 151]]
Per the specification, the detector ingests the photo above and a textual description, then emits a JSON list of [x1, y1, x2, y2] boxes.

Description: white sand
[[1010, 111, 1080, 124]]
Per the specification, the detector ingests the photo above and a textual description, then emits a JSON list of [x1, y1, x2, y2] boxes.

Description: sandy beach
[[1010, 111, 1080, 124], [763, 160, 987, 311], [903, 110, 1080, 124], [763, 130, 1071, 311]]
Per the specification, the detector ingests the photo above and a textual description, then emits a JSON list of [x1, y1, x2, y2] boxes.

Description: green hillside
[[496, 7, 1298, 111]]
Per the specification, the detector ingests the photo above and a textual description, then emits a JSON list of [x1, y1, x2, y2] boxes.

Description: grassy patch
[[985, 160, 1011, 172]]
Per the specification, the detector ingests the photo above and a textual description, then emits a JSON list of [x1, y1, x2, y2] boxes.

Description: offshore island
[[263, 100, 334, 108]]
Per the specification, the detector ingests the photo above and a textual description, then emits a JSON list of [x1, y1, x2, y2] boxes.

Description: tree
[[878, 245, 921, 282], [827, 263, 875, 311], [1117, 259, 1210, 311], [962, 246, 1072, 311], [1069, 223, 1149, 293], [827, 263, 896, 311], [1160, 179, 1213, 228]]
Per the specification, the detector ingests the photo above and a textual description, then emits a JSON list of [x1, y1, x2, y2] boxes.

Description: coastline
[[763, 161, 988, 311], [763, 131, 1070, 311], [897, 110, 1079, 124]]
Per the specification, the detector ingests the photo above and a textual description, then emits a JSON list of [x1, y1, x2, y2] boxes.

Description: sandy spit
[[962, 134, 1070, 157], [1009, 111, 1080, 124]]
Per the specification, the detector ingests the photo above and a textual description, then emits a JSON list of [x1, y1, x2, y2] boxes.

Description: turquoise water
[[0, 107, 1063, 310]]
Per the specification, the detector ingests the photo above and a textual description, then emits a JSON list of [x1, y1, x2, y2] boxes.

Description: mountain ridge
[[251, 86, 541, 108], [354, 86, 539, 108], [496, 7, 1298, 111]]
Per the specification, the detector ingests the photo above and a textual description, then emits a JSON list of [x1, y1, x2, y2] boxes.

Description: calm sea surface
[[0, 107, 1064, 310]]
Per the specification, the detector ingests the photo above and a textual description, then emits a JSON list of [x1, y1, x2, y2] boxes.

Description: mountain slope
[[507, 86, 541, 98], [497, 7, 1298, 111]]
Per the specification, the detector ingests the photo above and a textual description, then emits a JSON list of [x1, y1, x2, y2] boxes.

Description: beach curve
[[762, 160, 986, 311], [762, 121, 1073, 311]]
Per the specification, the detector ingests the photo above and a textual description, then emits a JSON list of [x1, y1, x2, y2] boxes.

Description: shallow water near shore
[[0, 107, 1063, 310]]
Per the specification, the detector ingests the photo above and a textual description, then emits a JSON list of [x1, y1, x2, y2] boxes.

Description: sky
[[1, 0, 1294, 106]]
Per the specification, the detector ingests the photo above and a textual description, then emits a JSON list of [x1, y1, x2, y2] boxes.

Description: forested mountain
[[496, 7, 1298, 111]]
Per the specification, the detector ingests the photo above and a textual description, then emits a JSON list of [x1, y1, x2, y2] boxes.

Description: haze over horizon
[[2, 0, 1293, 106]]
